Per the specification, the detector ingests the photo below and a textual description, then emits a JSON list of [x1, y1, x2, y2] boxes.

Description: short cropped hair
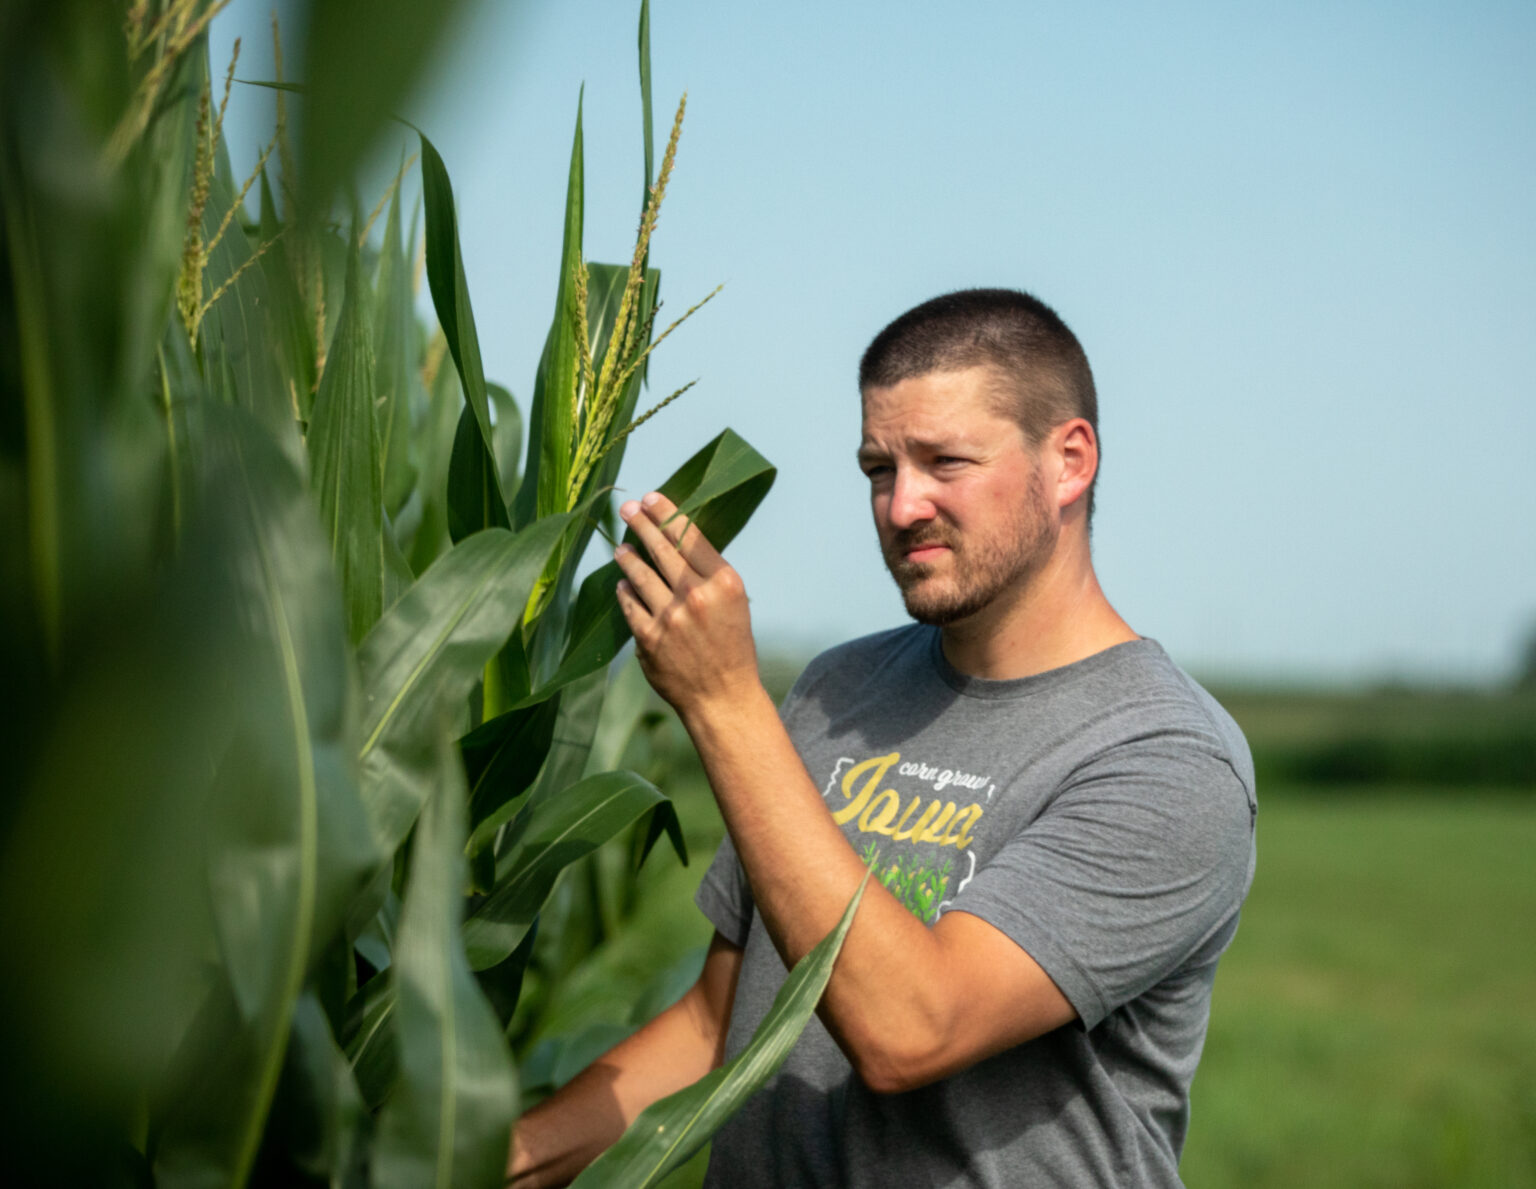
[[859, 288, 1099, 520]]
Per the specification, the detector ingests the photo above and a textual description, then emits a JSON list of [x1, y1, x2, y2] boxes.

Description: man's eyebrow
[[860, 435, 975, 459]]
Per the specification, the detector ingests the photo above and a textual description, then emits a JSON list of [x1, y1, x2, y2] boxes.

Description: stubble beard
[[882, 475, 1058, 627]]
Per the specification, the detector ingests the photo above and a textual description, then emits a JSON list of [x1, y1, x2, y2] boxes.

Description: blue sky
[[216, 0, 1536, 684]]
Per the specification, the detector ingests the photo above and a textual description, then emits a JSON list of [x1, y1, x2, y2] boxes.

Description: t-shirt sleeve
[[948, 730, 1255, 1031], [694, 828, 754, 947]]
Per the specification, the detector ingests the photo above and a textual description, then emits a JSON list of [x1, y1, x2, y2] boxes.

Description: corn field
[[0, 2, 860, 1185]]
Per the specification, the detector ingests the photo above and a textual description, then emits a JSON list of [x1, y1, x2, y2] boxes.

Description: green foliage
[[1214, 685, 1536, 789], [0, 1, 806, 1185]]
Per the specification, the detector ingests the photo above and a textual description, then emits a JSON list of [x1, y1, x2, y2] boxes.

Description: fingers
[[613, 543, 670, 615], [619, 492, 726, 580]]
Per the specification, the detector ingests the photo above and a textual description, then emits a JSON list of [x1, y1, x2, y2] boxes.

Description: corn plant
[[0, 1, 857, 1186]]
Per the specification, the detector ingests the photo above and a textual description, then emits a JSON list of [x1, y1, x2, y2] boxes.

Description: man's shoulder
[[790, 624, 931, 688], [774, 624, 935, 720], [1083, 640, 1256, 795]]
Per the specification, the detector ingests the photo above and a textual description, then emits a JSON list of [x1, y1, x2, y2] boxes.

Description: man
[[509, 288, 1256, 1187]]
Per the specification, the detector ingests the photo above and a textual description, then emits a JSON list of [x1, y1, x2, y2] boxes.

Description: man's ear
[[1051, 418, 1097, 511]]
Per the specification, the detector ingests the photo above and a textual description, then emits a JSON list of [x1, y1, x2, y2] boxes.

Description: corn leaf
[[462, 770, 685, 971], [308, 230, 386, 645], [355, 515, 573, 856], [511, 95, 585, 529], [474, 922, 540, 1032], [124, 38, 201, 403], [343, 905, 538, 1115], [461, 694, 562, 846], [446, 398, 510, 541], [374, 731, 518, 1189], [344, 970, 398, 1112], [418, 130, 507, 529], [520, 261, 657, 691], [525, 428, 776, 704], [638, 0, 654, 201], [257, 168, 318, 425], [199, 139, 303, 468], [406, 339, 466, 573], [569, 875, 871, 1189], [262, 992, 368, 1185], [489, 381, 523, 498], [582, 653, 655, 779], [503, 667, 609, 836], [375, 173, 422, 516]]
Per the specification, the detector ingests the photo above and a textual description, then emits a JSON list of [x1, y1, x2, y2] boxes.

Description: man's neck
[[937, 536, 1138, 682]]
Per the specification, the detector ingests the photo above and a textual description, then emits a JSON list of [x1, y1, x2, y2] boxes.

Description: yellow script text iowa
[[830, 753, 982, 848]]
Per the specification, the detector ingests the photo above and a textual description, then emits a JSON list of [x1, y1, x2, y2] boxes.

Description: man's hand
[[613, 492, 760, 718]]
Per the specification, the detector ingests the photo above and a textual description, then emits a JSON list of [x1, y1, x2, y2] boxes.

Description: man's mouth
[[888, 528, 957, 569]]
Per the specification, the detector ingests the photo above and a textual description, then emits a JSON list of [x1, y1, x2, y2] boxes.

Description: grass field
[[1182, 787, 1536, 1188]]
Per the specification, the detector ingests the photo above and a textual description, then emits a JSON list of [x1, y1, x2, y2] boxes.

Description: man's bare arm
[[508, 932, 743, 1188], [612, 493, 1075, 1094]]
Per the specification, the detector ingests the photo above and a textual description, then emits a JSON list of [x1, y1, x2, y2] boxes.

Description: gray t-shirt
[[694, 627, 1256, 1188]]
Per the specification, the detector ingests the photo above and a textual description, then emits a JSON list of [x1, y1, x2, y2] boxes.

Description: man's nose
[[888, 469, 936, 528]]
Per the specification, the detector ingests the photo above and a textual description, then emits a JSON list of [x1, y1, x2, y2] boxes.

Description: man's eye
[[861, 463, 892, 480]]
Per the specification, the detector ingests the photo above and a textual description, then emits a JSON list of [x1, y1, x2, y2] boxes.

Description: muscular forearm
[[678, 684, 976, 1091], [508, 937, 740, 1188]]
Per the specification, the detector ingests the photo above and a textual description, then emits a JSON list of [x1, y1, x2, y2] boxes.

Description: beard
[[882, 473, 1057, 627]]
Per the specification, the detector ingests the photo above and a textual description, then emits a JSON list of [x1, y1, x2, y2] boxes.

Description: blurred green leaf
[[155, 404, 378, 1187], [527, 428, 776, 703], [0, 3, 166, 671], [308, 228, 385, 644], [355, 515, 573, 856], [570, 874, 870, 1189], [463, 770, 685, 971], [374, 731, 518, 1189], [300, 0, 480, 211], [198, 406, 379, 1004]]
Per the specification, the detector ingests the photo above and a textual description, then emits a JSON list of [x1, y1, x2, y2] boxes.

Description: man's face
[[858, 367, 1058, 626]]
